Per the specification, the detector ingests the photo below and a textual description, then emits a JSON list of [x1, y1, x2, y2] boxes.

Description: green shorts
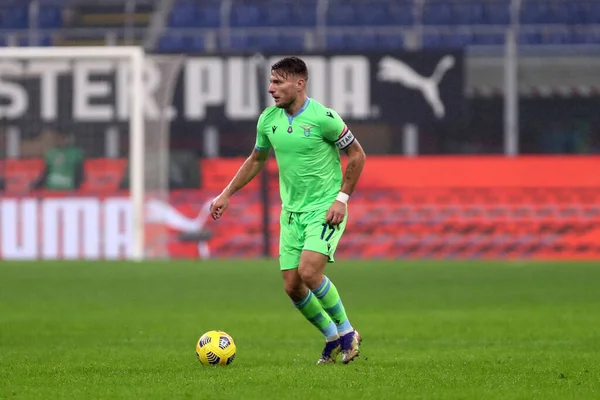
[[279, 208, 348, 270]]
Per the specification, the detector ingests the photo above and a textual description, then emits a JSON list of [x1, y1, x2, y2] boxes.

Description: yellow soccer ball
[[196, 330, 237, 366]]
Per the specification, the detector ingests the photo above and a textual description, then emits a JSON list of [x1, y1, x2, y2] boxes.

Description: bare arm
[[340, 139, 366, 196], [222, 148, 270, 196], [211, 148, 270, 220], [326, 139, 365, 225]]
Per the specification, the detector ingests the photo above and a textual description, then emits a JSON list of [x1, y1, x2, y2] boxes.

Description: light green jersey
[[255, 98, 355, 213]]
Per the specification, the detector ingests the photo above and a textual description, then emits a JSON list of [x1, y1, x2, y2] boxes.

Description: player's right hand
[[209, 193, 230, 220]]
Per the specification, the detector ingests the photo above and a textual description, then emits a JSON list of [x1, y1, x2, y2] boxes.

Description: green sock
[[293, 291, 339, 340], [312, 276, 354, 336]]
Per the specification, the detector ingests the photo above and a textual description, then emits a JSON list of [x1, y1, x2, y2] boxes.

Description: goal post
[[0, 46, 148, 260]]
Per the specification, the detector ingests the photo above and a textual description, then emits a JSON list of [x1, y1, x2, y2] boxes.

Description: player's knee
[[298, 265, 322, 291], [282, 273, 305, 300]]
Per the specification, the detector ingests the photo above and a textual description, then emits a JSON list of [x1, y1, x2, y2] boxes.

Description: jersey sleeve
[[254, 111, 272, 151], [321, 108, 356, 151]]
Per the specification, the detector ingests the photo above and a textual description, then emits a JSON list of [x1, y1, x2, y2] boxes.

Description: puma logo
[[377, 55, 455, 119], [272, 126, 277, 134]]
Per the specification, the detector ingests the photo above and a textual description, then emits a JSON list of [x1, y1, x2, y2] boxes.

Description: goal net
[[0, 46, 182, 261]]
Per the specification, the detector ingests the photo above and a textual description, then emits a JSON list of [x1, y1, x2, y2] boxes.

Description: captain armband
[[334, 126, 355, 151]]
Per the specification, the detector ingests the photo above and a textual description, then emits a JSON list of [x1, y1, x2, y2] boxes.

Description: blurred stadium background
[[0, 0, 599, 261]]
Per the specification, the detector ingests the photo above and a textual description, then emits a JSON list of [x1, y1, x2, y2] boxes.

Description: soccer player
[[209, 57, 366, 364]]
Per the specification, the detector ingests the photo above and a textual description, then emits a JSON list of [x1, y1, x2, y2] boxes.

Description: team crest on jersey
[[300, 125, 314, 137]]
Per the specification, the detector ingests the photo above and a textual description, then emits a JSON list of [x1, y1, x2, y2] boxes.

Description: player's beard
[[275, 95, 296, 110]]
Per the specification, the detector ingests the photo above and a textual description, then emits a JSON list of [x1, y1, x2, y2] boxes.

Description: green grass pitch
[[1, 260, 599, 399]]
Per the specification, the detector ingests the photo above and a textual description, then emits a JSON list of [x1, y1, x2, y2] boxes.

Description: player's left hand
[[326, 200, 346, 226]]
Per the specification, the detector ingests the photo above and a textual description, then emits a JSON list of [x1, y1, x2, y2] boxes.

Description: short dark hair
[[271, 56, 308, 81]]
